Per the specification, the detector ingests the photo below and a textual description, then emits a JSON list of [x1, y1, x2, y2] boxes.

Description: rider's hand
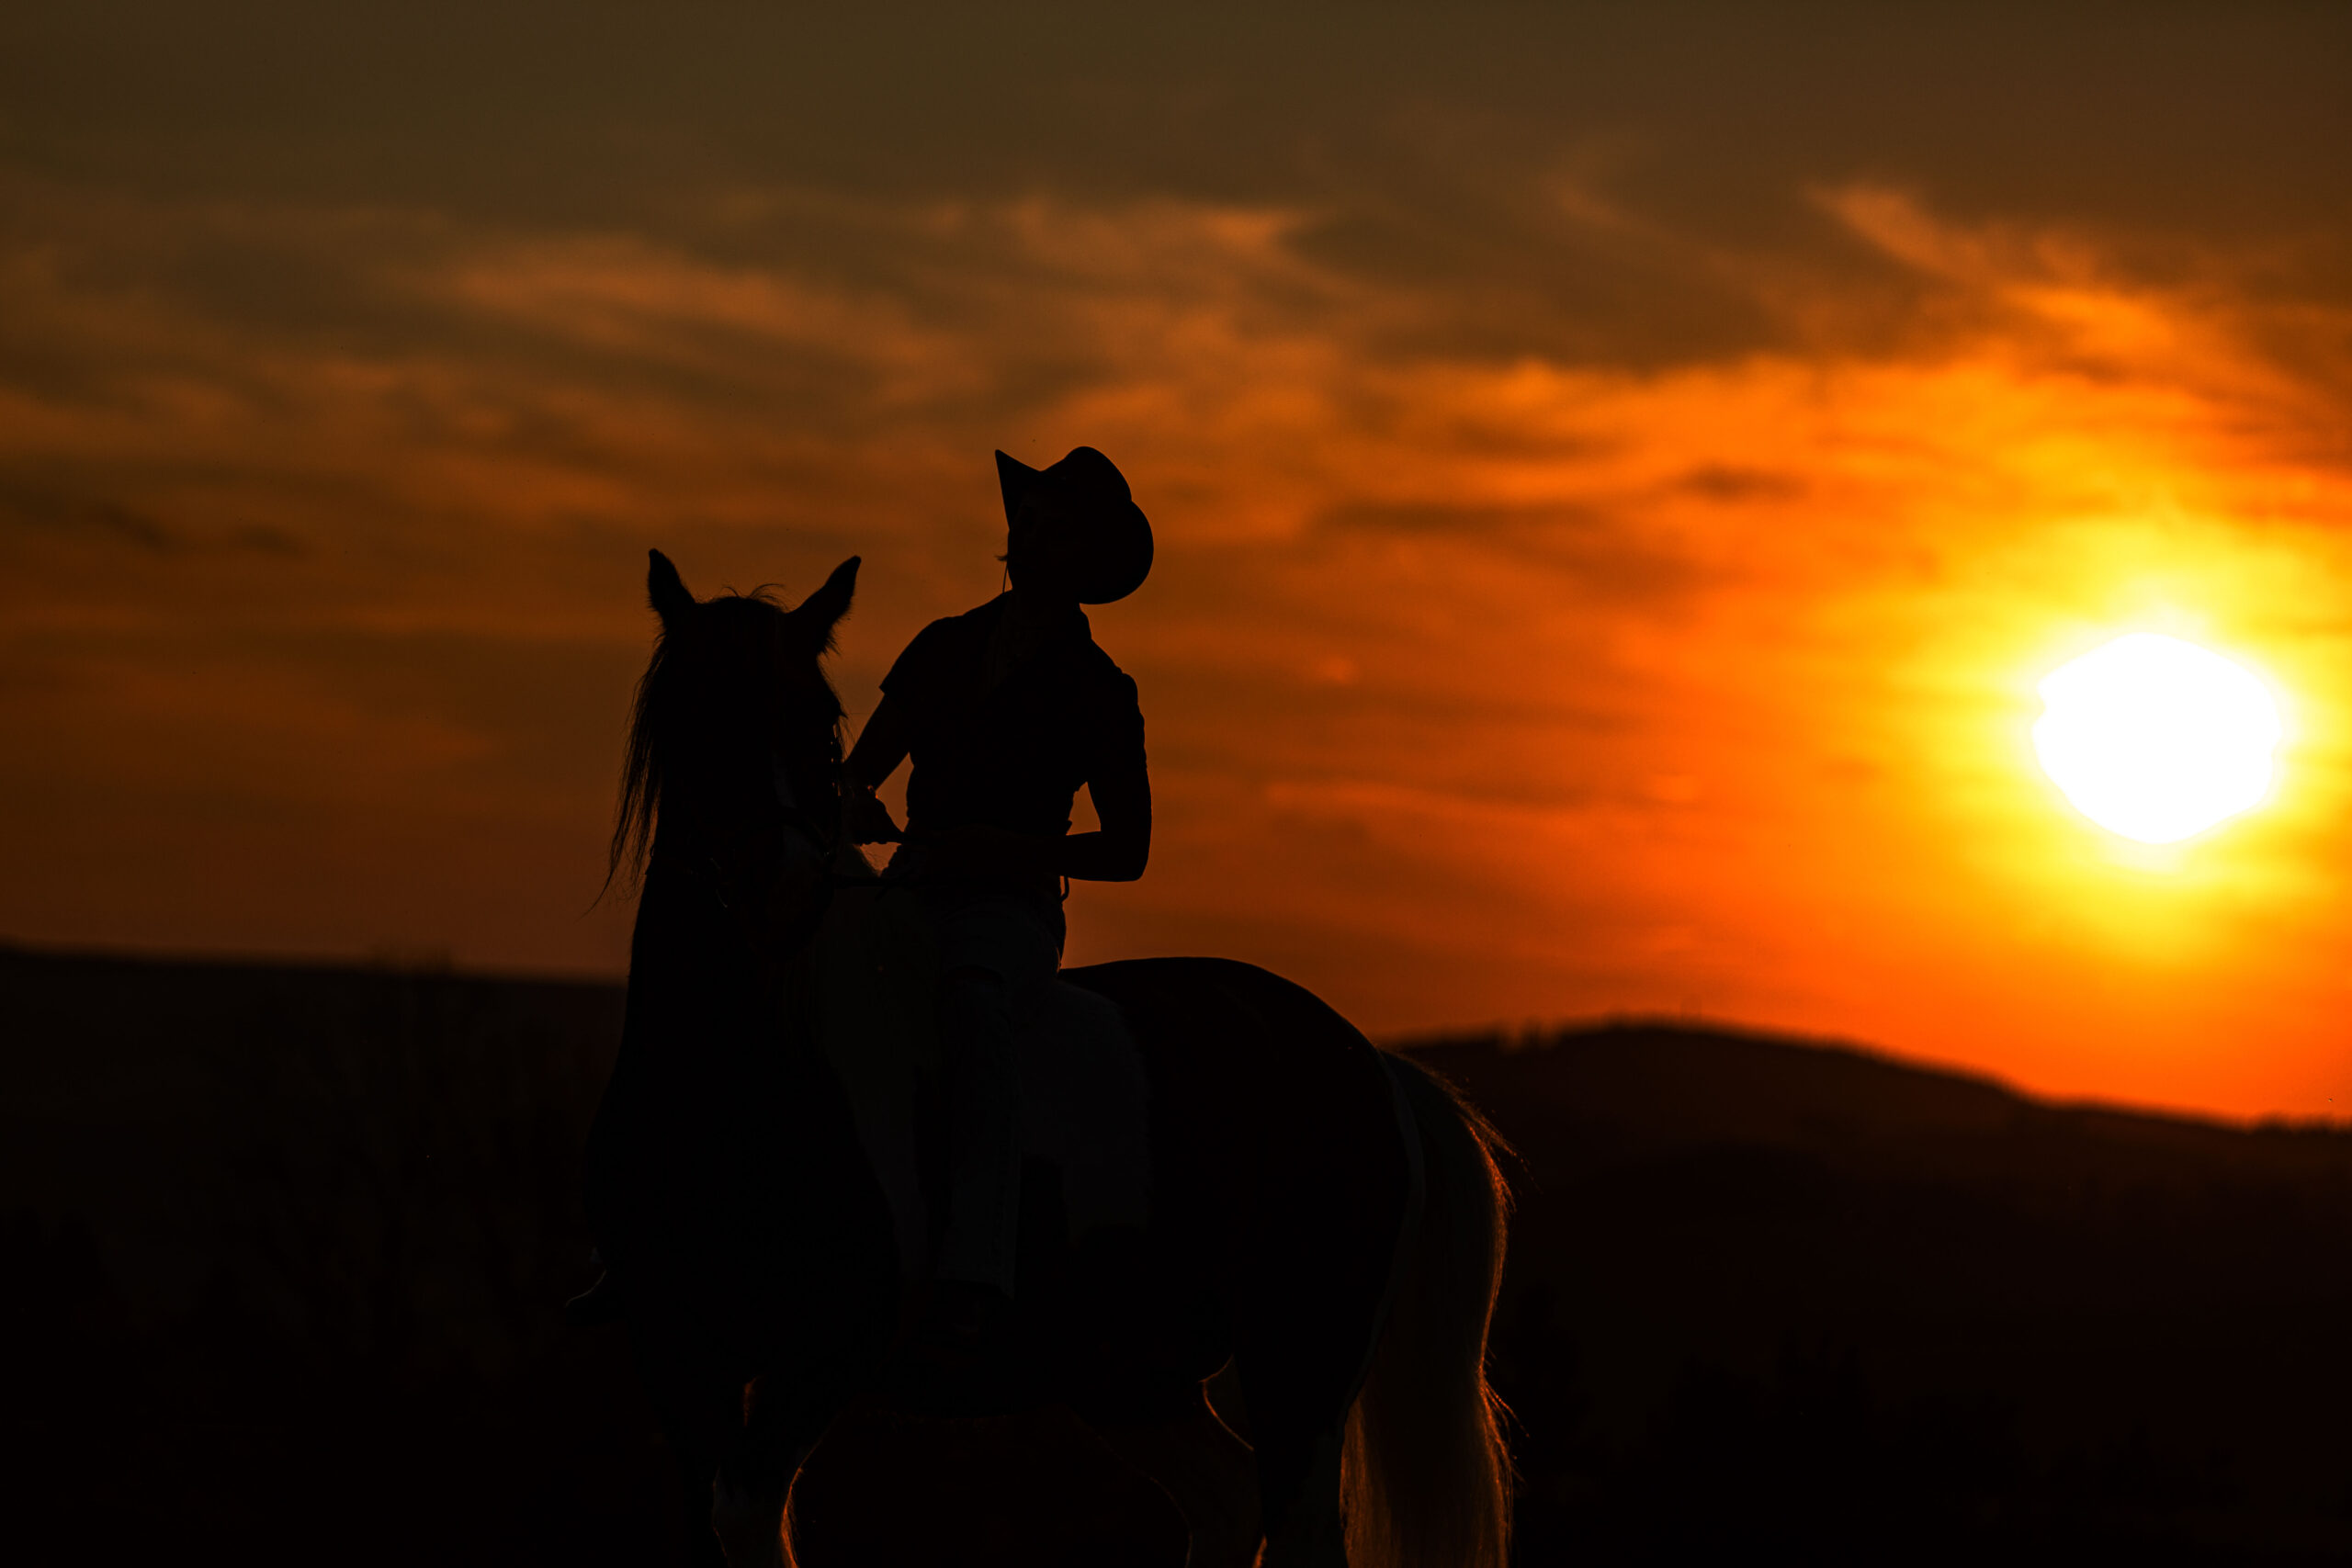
[[841, 785, 903, 845]]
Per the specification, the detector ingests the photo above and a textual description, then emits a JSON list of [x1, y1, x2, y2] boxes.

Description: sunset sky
[[6, 5, 2349, 1116]]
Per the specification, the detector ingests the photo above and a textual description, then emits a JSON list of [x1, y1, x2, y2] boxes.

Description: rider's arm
[[844, 693, 912, 789], [1054, 757, 1149, 882], [1054, 670, 1148, 881], [841, 694, 913, 844]]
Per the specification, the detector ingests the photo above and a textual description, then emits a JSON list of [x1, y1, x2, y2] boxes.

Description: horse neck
[[653, 751, 774, 859]]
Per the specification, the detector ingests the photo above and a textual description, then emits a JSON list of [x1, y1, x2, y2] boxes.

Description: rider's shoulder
[[885, 602, 996, 691], [1064, 620, 1131, 686], [1077, 643, 1140, 723], [930, 597, 1007, 646], [1088, 643, 1134, 691]]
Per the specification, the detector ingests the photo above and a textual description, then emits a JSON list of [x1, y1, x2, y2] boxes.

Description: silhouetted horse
[[582, 551, 1512, 1568]]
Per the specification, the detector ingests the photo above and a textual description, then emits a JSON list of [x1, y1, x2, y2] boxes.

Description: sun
[[2032, 633, 2281, 844]]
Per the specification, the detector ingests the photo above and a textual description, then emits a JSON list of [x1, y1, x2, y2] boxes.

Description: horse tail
[[1342, 1051, 1515, 1568]]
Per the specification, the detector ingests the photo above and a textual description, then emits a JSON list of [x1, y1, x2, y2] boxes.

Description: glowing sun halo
[[2032, 633, 2282, 844]]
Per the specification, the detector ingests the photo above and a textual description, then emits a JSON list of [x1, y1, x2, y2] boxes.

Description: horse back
[[1058, 958, 1416, 1450]]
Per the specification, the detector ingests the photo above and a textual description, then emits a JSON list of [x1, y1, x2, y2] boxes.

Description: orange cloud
[[4, 156, 2349, 1115]]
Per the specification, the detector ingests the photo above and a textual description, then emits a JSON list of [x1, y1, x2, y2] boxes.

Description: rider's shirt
[[882, 592, 1145, 851]]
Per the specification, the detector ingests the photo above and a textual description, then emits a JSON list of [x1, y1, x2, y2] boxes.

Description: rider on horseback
[[841, 446, 1154, 1367]]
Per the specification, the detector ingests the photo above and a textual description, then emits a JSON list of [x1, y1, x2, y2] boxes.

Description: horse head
[[606, 549, 863, 904]]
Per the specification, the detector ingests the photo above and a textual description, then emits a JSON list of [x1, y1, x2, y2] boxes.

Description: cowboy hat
[[994, 446, 1154, 604]]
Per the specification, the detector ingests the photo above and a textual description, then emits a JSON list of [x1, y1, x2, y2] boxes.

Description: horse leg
[[715, 1361, 875, 1567], [1256, 1419, 1347, 1568], [648, 1383, 740, 1568], [711, 1418, 796, 1568], [713, 1451, 799, 1568], [1091, 1382, 1261, 1568], [626, 1302, 761, 1568]]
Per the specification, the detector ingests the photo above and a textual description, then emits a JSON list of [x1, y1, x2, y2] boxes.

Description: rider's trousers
[[920, 883, 1063, 1298]]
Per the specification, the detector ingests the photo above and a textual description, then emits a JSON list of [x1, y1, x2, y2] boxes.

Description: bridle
[[647, 720, 846, 969], [767, 728, 842, 862]]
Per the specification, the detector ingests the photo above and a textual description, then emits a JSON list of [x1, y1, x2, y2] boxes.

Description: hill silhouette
[[1408, 1022, 2352, 1562], [7, 943, 2352, 1563]]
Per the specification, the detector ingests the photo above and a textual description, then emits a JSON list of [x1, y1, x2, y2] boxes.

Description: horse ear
[[648, 549, 695, 624], [794, 556, 860, 651]]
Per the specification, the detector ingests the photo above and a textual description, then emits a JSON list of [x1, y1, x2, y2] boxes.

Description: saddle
[[806, 881, 1152, 1279]]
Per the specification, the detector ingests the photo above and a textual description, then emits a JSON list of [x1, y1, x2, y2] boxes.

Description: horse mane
[[601, 583, 848, 900]]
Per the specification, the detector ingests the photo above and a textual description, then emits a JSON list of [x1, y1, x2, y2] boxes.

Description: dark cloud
[[0, 484, 176, 550], [1675, 466, 1806, 503]]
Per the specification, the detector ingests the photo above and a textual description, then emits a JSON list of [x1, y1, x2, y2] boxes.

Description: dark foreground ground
[[7, 943, 2352, 1564]]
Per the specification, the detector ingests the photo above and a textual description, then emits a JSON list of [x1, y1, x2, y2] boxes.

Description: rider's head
[[995, 446, 1152, 607]]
